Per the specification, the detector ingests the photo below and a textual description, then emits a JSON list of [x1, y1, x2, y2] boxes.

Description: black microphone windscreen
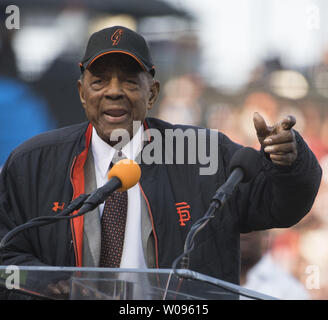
[[229, 147, 262, 183]]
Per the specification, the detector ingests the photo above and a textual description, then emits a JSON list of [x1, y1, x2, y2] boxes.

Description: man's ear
[[148, 80, 160, 110], [77, 78, 86, 110]]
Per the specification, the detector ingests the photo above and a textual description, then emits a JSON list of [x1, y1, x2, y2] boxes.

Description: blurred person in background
[[296, 156, 328, 299], [302, 103, 328, 161], [0, 26, 55, 171], [157, 74, 204, 126], [238, 91, 280, 148], [205, 102, 243, 145], [240, 231, 310, 300]]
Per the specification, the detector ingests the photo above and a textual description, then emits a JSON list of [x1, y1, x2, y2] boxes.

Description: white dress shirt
[[91, 126, 147, 269]]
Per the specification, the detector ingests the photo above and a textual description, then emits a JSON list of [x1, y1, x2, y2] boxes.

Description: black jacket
[[0, 117, 322, 286]]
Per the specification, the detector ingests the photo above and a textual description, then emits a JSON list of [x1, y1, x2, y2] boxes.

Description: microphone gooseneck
[[211, 147, 263, 206]]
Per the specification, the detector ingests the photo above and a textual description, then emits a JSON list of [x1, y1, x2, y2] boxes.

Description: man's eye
[[93, 79, 103, 84], [91, 79, 104, 89], [125, 79, 140, 88], [126, 79, 137, 84]]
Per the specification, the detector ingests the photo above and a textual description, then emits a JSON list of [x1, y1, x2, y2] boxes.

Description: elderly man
[[0, 26, 322, 296]]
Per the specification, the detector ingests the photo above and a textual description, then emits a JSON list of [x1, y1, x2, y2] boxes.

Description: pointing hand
[[253, 112, 297, 166]]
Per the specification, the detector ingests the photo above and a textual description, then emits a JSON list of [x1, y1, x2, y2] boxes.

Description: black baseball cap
[[80, 26, 155, 76]]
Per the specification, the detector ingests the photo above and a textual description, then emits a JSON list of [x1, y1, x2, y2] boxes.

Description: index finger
[[253, 112, 271, 138]]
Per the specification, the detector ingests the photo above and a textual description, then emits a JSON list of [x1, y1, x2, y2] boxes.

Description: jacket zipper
[[69, 155, 79, 266], [68, 240, 74, 265], [139, 183, 159, 269]]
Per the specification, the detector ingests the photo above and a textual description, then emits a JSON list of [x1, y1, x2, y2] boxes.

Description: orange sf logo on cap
[[111, 28, 124, 46]]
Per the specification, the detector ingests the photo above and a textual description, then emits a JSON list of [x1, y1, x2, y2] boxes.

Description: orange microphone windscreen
[[107, 159, 141, 191]]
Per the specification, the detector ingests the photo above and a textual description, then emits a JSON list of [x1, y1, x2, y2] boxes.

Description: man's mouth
[[103, 108, 129, 123]]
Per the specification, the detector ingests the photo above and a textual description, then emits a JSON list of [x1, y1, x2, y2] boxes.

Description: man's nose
[[104, 77, 124, 99]]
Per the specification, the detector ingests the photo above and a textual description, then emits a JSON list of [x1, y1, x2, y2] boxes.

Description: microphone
[[0, 159, 141, 250], [172, 147, 262, 271], [78, 159, 141, 214], [211, 147, 262, 206]]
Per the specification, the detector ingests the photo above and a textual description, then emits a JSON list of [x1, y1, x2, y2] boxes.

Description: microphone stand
[[171, 201, 218, 273], [172, 168, 243, 274]]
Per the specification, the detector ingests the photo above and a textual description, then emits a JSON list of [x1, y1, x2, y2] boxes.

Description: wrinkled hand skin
[[46, 280, 70, 298], [46, 279, 106, 299], [253, 112, 297, 166]]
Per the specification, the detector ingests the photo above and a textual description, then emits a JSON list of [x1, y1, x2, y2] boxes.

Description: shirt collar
[[91, 125, 144, 179]]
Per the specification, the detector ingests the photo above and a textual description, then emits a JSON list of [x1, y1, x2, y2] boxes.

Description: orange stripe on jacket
[[70, 123, 93, 267]]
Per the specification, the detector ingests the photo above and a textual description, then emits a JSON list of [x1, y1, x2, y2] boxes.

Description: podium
[[0, 266, 276, 300]]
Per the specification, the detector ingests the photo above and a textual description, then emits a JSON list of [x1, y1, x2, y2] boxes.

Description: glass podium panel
[[0, 266, 276, 300]]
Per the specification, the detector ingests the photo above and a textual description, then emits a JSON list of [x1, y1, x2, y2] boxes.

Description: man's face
[[78, 54, 159, 145]]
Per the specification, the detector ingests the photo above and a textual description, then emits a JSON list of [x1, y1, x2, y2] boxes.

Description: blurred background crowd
[[1, 0, 328, 299]]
